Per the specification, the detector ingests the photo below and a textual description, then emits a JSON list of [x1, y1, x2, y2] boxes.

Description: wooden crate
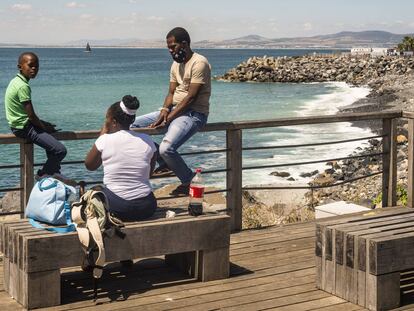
[[316, 207, 414, 311]]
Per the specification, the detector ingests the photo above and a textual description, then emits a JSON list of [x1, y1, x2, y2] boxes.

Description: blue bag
[[25, 177, 77, 233]]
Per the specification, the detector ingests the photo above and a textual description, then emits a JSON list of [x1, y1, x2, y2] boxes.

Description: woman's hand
[[100, 120, 111, 135]]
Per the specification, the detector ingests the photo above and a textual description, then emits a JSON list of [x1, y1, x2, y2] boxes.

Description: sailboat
[[84, 42, 92, 53]]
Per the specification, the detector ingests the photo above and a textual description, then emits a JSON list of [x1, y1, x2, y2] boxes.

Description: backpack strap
[[87, 216, 105, 279], [28, 201, 76, 233], [72, 190, 107, 278]]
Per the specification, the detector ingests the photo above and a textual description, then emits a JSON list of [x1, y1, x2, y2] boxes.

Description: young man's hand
[[44, 125, 58, 133], [150, 110, 169, 128], [41, 120, 55, 127], [41, 120, 58, 133]]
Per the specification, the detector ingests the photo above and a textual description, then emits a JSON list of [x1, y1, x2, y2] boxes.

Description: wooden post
[[382, 118, 397, 207], [19, 143, 25, 216], [20, 142, 34, 215], [198, 247, 230, 281], [226, 129, 242, 231], [408, 119, 414, 208]]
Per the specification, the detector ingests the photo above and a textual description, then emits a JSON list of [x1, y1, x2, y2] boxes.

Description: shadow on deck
[[2, 221, 414, 311]]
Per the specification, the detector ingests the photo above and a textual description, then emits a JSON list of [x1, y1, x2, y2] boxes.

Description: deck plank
[[4, 219, 414, 310]]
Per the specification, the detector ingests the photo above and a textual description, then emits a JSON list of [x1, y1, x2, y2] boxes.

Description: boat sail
[[85, 42, 92, 53]]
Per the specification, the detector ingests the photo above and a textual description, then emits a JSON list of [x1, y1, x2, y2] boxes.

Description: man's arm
[[150, 82, 177, 128], [165, 60, 209, 123], [166, 83, 202, 122], [22, 101, 48, 131]]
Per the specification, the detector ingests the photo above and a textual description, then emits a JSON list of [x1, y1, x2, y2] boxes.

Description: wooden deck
[[1, 220, 414, 311]]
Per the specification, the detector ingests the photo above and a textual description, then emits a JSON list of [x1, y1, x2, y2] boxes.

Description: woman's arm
[[85, 144, 102, 171], [85, 121, 109, 171]]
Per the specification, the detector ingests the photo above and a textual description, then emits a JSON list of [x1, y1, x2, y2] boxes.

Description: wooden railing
[[1, 110, 411, 231]]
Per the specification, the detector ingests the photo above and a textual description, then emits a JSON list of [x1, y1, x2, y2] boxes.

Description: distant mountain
[[61, 31, 414, 49], [227, 35, 271, 42], [193, 31, 414, 49]]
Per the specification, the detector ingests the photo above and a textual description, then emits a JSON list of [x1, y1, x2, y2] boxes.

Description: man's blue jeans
[[131, 109, 207, 185], [11, 123, 67, 175]]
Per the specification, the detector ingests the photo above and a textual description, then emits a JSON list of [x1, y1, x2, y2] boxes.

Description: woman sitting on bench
[[85, 95, 158, 221]]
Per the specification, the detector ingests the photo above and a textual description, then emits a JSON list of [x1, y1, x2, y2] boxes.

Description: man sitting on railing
[[4, 52, 68, 182], [131, 27, 211, 196]]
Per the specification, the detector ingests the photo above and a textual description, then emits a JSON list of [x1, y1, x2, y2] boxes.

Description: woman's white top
[[95, 130, 157, 200]]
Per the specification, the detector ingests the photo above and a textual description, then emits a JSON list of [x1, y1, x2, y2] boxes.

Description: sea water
[[0, 48, 372, 193]]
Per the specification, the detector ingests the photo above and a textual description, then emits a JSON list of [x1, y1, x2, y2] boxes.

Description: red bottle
[[188, 168, 204, 216]]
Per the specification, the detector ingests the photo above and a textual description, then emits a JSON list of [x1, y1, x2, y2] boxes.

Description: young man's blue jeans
[[11, 123, 67, 175], [131, 109, 207, 185]]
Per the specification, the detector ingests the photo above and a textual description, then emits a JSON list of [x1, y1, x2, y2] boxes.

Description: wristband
[[160, 107, 170, 112]]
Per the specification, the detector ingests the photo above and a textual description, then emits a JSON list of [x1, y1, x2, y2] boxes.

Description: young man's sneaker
[[152, 167, 174, 177], [52, 173, 78, 187], [169, 184, 190, 196]]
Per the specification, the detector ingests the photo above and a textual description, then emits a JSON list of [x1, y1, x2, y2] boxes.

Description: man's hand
[[150, 110, 169, 128]]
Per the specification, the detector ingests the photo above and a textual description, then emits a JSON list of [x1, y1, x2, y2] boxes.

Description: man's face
[[167, 36, 187, 63], [18, 55, 39, 79], [167, 36, 181, 54]]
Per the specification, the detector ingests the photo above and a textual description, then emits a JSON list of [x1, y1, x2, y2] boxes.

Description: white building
[[351, 47, 393, 57], [351, 47, 372, 55], [370, 48, 388, 57]]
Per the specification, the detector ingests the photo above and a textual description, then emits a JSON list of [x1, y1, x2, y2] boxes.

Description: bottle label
[[189, 185, 204, 198]]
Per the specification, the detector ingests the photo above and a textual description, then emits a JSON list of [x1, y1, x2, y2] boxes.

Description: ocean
[[0, 48, 372, 192]]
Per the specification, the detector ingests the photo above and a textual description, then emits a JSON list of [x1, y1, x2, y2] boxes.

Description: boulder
[[270, 171, 290, 178], [299, 170, 319, 178], [309, 175, 335, 187]]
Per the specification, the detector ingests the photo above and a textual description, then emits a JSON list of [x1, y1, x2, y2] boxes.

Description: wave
[[298, 82, 370, 116], [203, 82, 374, 188]]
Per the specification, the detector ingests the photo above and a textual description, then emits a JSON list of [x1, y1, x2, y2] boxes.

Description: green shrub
[[373, 184, 407, 207]]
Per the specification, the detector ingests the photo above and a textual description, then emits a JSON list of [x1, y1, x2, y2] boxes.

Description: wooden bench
[[0, 211, 231, 309], [315, 206, 414, 311]]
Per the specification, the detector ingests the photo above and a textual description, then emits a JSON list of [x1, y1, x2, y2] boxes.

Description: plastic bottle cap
[[195, 168, 202, 173]]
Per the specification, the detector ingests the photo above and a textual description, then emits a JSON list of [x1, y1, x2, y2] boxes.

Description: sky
[[1, 0, 414, 45]]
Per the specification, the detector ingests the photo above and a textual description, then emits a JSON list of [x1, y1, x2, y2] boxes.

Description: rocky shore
[[218, 53, 414, 227], [217, 54, 414, 85]]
